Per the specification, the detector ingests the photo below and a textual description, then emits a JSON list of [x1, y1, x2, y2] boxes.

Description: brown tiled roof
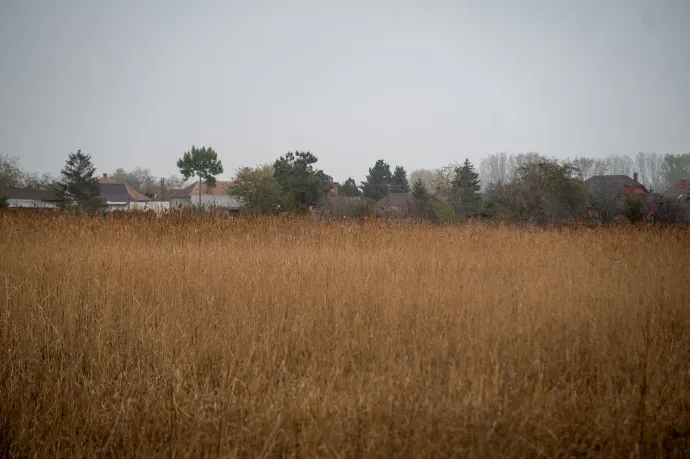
[[375, 193, 412, 209], [584, 175, 647, 200], [126, 186, 151, 201], [169, 181, 233, 197], [0, 187, 61, 201], [315, 196, 365, 215], [663, 179, 690, 201], [160, 188, 181, 199], [167, 183, 197, 199]]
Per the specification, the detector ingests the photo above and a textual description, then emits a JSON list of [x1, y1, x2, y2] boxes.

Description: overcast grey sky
[[1, 0, 689, 182]]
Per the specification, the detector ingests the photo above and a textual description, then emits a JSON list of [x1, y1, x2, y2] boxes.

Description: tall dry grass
[[0, 211, 688, 458]]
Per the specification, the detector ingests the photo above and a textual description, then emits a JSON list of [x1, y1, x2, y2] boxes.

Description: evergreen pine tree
[[451, 158, 482, 217], [340, 177, 362, 196], [272, 151, 332, 212], [177, 145, 224, 206], [390, 166, 410, 193], [411, 177, 431, 218], [360, 160, 392, 201], [58, 150, 101, 211]]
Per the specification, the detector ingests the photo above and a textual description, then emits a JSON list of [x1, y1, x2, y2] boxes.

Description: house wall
[[171, 194, 240, 209], [380, 205, 407, 215], [170, 197, 191, 208], [199, 194, 239, 207], [621, 185, 646, 196], [8, 199, 58, 209], [102, 204, 129, 212], [129, 201, 170, 212]]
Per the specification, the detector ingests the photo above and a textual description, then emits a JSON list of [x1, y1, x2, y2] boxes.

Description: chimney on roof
[[103, 173, 107, 178], [332, 183, 339, 196], [633, 172, 639, 183]]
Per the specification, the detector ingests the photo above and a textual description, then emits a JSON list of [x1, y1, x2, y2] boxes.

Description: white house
[[1, 187, 62, 209], [168, 181, 243, 212], [129, 201, 171, 213]]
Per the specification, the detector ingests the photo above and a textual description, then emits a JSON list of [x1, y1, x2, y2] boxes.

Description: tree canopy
[[176, 145, 224, 204], [486, 158, 586, 224], [0, 154, 24, 189], [340, 177, 361, 197], [451, 159, 481, 217], [230, 165, 283, 214], [663, 153, 690, 186], [409, 169, 435, 194], [361, 160, 392, 201], [273, 151, 332, 212], [0, 154, 58, 191], [432, 163, 458, 195], [410, 177, 430, 218], [391, 166, 410, 193], [110, 167, 160, 196], [58, 150, 101, 211]]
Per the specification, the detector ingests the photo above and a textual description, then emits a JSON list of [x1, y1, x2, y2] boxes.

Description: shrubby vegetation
[[3, 150, 689, 223]]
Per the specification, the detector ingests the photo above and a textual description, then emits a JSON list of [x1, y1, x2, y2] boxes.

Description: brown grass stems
[[0, 211, 688, 457]]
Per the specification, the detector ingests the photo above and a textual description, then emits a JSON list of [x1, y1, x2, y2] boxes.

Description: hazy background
[[1, 0, 689, 182]]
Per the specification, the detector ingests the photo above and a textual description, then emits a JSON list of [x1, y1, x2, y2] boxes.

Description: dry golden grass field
[[0, 212, 689, 458]]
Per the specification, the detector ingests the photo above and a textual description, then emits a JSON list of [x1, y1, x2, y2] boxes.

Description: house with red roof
[[661, 178, 690, 222]]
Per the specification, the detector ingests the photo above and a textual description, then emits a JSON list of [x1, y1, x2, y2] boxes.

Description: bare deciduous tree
[[479, 152, 514, 188], [22, 171, 58, 191], [662, 153, 690, 187], [568, 156, 608, 181], [604, 155, 634, 176], [409, 169, 435, 194], [0, 153, 24, 188], [433, 163, 459, 195], [165, 173, 187, 190], [635, 152, 667, 192]]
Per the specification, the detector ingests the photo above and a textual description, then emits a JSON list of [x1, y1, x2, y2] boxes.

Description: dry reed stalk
[[0, 212, 688, 457]]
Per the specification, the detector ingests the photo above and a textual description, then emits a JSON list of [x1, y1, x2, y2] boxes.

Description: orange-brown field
[[1, 212, 688, 458]]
